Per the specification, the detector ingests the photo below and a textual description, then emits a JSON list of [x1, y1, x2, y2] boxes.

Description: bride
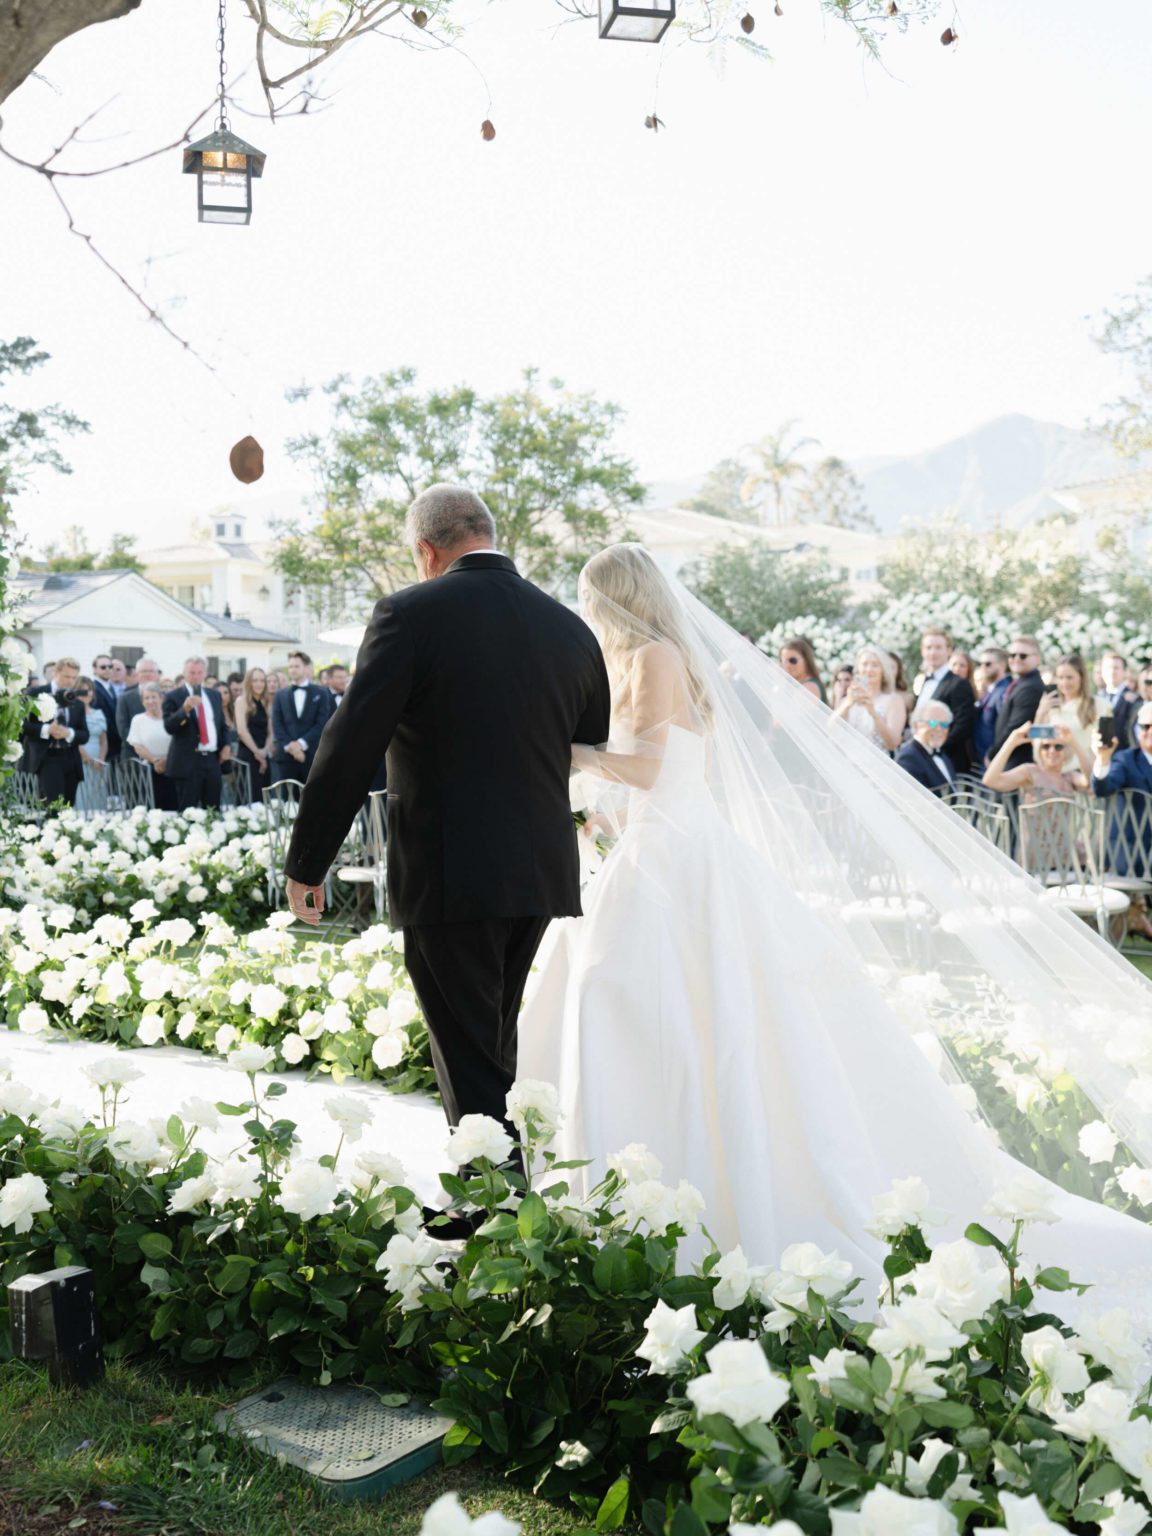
[[518, 543, 1152, 1300]]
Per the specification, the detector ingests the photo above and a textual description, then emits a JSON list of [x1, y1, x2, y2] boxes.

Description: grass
[[0, 1360, 592, 1536]]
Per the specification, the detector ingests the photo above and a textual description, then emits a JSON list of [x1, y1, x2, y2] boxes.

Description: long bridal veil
[[570, 544, 1152, 1194]]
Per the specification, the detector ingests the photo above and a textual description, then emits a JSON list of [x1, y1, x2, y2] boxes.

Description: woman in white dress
[[833, 644, 906, 755], [126, 682, 177, 810], [518, 544, 1152, 1304]]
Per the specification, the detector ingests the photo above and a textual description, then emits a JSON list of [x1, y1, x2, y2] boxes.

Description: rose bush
[[0, 804, 271, 929], [4, 1057, 1151, 1534], [0, 905, 436, 1094]]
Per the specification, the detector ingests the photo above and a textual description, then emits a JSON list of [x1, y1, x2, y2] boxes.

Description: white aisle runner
[[1, 1031, 448, 1202]]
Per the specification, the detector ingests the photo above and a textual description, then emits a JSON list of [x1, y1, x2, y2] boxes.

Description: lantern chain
[[216, 0, 230, 131]]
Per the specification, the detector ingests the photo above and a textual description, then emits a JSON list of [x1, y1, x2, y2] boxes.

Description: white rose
[[808, 1347, 853, 1396], [135, 1014, 167, 1047], [867, 1176, 945, 1239], [444, 1114, 514, 1168], [278, 1160, 340, 1222], [685, 1339, 790, 1427], [712, 1246, 754, 1311], [618, 1178, 679, 1236], [107, 1120, 167, 1169], [1021, 1326, 1091, 1414], [418, 1491, 520, 1536], [214, 1023, 239, 1054], [154, 918, 196, 947], [297, 1009, 325, 1041], [388, 990, 418, 1026], [636, 1300, 705, 1375], [1095, 1491, 1150, 1536], [280, 1033, 310, 1066], [1074, 1309, 1151, 1392], [351, 1149, 407, 1189], [248, 984, 287, 1022], [1118, 1164, 1152, 1206], [80, 1055, 144, 1089], [366, 961, 394, 991], [211, 1160, 262, 1206], [0, 1172, 51, 1234], [176, 1014, 198, 1041], [505, 1079, 562, 1141], [902, 1437, 975, 1502], [186, 885, 208, 903], [0, 1080, 39, 1120], [17, 1004, 50, 1036], [673, 1179, 705, 1234], [870, 1298, 967, 1362], [371, 1033, 405, 1071], [971, 1491, 1069, 1534], [321, 1001, 352, 1035], [1078, 1119, 1119, 1165], [227, 1042, 277, 1074], [228, 980, 252, 1007], [984, 1171, 1059, 1227], [179, 1097, 220, 1130], [770, 1242, 854, 1309], [325, 1092, 374, 1142], [376, 1231, 450, 1312], [91, 914, 131, 947], [607, 1142, 663, 1184], [1051, 1381, 1135, 1444], [909, 1240, 1010, 1326], [328, 971, 358, 1002], [831, 1485, 956, 1535], [167, 1171, 217, 1214]]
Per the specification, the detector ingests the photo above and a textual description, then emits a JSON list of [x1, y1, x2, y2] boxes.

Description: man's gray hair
[[912, 695, 954, 725], [183, 656, 207, 671], [405, 484, 496, 550]]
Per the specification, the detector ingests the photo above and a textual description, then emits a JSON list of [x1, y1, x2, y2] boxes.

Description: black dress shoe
[[421, 1205, 484, 1241]]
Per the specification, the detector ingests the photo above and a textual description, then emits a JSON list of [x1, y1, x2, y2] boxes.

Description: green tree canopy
[[681, 540, 851, 639], [0, 337, 88, 528], [275, 367, 645, 616]]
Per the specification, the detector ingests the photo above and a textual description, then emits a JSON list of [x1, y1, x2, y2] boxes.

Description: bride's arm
[[571, 643, 678, 791]]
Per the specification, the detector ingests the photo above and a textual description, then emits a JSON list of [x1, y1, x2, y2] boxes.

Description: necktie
[[195, 692, 209, 747]]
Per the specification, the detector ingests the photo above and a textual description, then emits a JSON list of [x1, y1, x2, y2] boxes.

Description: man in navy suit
[[1093, 702, 1152, 930], [91, 653, 123, 761], [162, 656, 231, 810], [896, 698, 957, 793], [270, 650, 333, 785], [1099, 650, 1142, 751]]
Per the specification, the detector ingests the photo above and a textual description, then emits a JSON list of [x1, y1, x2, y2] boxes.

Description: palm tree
[[740, 419, 820, 527]]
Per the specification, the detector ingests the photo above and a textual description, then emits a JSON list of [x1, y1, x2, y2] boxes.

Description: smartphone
[[1027, 725, 1057, 740], [1098, 716, 1116, 747]]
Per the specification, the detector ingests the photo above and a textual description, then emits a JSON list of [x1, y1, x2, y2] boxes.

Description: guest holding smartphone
[[833, 645, 906, 754], [983, 722, 1090, 798]]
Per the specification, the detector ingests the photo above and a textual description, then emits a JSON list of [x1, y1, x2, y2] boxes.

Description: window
[[111, 645, 144, 668], [173, 584, 198, 607], [233, 523, 243, 539], [206, 655, 221, 678], [215, 521, 226, 538]]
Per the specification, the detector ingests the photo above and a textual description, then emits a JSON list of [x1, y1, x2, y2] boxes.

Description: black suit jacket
[[895, 738, 955, 793], [271, 681, 333, 763], [285, 554, 612, 924], [161, 684, 228, 780], [92, 678, 122, 759], [991, 670, 1047, 769], [1109, 688, 1142, 751], [919, 671, 976, 770], [21, 687, 89, 776], [116, 685, 145, 747]]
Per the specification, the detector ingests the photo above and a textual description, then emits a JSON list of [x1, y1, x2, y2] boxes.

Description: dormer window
[[215, 521, 226, 538], [233, 523, 242, 539]]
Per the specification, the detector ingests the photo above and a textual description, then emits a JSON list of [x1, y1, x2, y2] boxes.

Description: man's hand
[[47, 722, 68, 740], [219, 745, 232, 765], [182, 693, 199, 713], [286, 877, 325, 926], [1093, 731, 1117, 761]]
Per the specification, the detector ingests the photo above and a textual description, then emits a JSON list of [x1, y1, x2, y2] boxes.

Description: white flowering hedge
[[1, 805, 271, 932], [4, 1064, 1152, 1534], [0, 531, 34, 778], [1, 905, 435, 1096], [761, 592, 1152, 677]]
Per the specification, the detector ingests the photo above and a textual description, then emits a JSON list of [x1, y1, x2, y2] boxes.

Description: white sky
[[2, 0, 1150, 554]]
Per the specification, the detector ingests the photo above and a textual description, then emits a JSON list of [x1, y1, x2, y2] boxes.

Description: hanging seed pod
[[741, 12, 755, 32], [644, 114, 665, 132], [412, 8, 428, 24], [481, 119, 496, 141], [774, 2, 783, 14], [229, 436, 264, 485], [940, 25, 957, 44]]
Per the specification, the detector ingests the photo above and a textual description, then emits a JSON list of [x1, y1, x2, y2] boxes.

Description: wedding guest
[[991, 635, 1047, 770], [834, 645, 906, 753], [973, 646, 1011, 766], [327, 664, 350, 704], [1035, 653, 1099, 760], [895, 698, 957, 792], [830, 665, 854, 707], [889, 651, 917, 722], [227, 672, 244, 708], [43, 662, 56, 688], [90, 653, 123, 761], [234, 666, 271, 802], [270, 650, 334, 785], [115, 656, 160, 747], [1099, 649, 1142, 750], [204, 674, 220, 691], [21, 656, 88, 809], [162, 655, 231, 810], [74, 676, 109, 813], [917, 627, 975, 771], [1137, 663, 1152, 708], [127, 682, 178, 810], [317, 667, 331, 686], [1091, 703, 1152, 796], [778, 636, 825, 700], [983, 721, 1091, 797], [949, 649, 974, 683]]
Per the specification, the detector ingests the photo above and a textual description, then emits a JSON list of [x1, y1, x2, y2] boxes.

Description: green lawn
[[0, 1361, 592, 1536]]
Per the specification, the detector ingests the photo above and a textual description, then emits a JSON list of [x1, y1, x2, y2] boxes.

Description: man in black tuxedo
[[162, 656, 231, 810], [22, 656, 89, 808], [284, 485, 611, 1154], [115, 656, 161, 747], [991, 635, 1047, 770], [895, 699, 957, 792], [916, 628, 975, 772], [270, 651, 333, 785], [91, 653, 123, 761], [1099, 650, 1142, 751]]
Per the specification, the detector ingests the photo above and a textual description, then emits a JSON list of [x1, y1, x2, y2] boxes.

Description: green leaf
[[215, 1100, 252, 1116], [138, 1233, 173, 1261], [828, 1379, 872, 1415], [1034, 1266, 1073, 1291], [1083, 1464, 1126, 1501], [595, 1478, 630, 1532], [964, 1221, 1008, 1255], [926, 1449, 961, 1500], [166, 1115, 184, 1146], [592, 1241, 648, 1296], [264, 1081, 288, 1098], [222, 1330, 258, 1359], [180, 1336, 220, 1363], [441, 1421, 481, 1467], [668, 1506, 709, 1536], [516, 1190, 549, 1241], [139, 1262, 172, 1294], [920, 1400, 974, 1429]]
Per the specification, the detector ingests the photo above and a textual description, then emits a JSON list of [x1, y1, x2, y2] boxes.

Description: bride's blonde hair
[[579, 544, 713, 721]]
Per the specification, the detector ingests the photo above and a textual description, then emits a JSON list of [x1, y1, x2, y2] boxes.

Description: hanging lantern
[[183, 0, 266, 224], [183, 130, 266, 225], [599, 0, 675, 43]]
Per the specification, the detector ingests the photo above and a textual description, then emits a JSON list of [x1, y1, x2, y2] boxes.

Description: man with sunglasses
[[1099, 651, 1141, 751], [1092, 702, 1152, 796], [895, 697, 957, 791], [991, 636, 1047, 770], [91, 653, 123, 762], [972, 646, 1011, 767]]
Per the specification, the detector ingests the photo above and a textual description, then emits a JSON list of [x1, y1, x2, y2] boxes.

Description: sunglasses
[[921, 719, 949, 730], [1007, 651, 1035, 660], [1139, 723, 1152, 733], [1038, 743, 1065, 751]]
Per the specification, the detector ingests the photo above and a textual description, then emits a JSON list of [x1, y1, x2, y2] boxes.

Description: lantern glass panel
[[598, 0, 674, 41], [199, 168, 252, 225]]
